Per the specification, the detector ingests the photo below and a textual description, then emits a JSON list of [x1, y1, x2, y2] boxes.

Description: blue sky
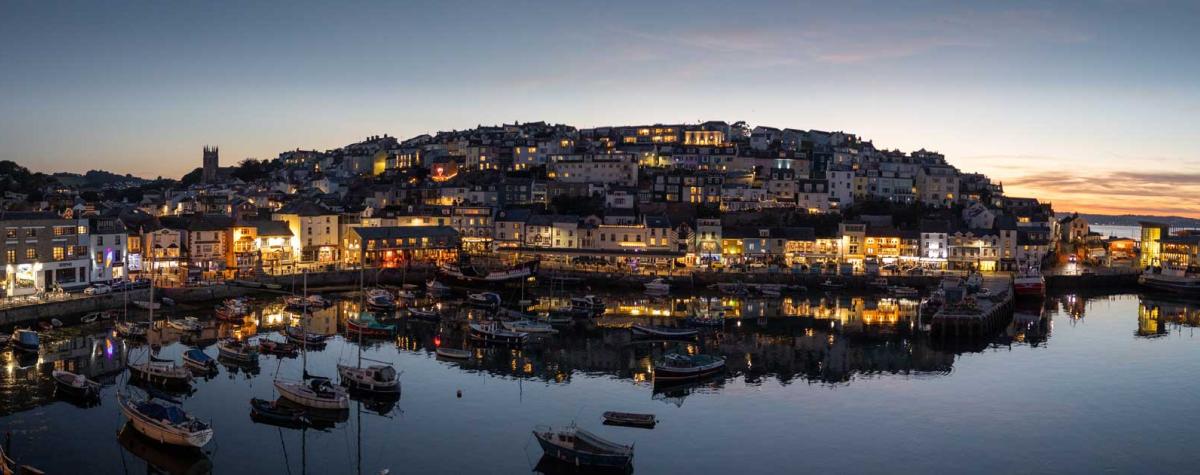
[[2, 1, 1198, 216]]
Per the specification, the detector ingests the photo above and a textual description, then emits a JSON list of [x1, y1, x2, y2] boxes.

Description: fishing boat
[[644, 278, 670, 294], [52, 370, 102, 398], [468, 321, 528, 345], [249, 398, 308, 427], [365, 289, 397, 310], [532, 425, 634, 469], [407, 307, 440, 321], [467, 292, 502, 308], [257, 338, 299, 357], [1138, 267, 1200, 295], [129, 355, 193, 388], [166, 317, 202, 333], [216, 338, 259, 363], [602, 411, 657, 429], [115, 321, 149, 338], [630, 324, 697, 339], [345, 313, 397, 338], [653, 353, 726, 381], [1014, 265, 1046, 297], [117, 391, 213, 448], [501, 319, 558, 334], [182, 349, 218, 373], [214, 299, 248, 321], [439, 259, 538, 284], [435, 347, 471, 360], [11, 329, 39, 354], [283, 325, 327, 345], [570, 295, 606, 315]]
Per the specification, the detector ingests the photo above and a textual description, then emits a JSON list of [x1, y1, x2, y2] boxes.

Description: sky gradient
[[2, 1, 1198, 217]]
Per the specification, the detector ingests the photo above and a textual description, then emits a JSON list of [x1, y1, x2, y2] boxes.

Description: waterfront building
[[273, 200, 340, 264], [1, 212, 92, 296], [87, 216, 127, 283], [1139, 221, 1170, 267], [345, 226, 460, 267]]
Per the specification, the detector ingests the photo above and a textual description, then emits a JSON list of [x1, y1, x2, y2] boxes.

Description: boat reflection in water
[[117, 422, 213, 475], [5, 290, 1200, 473]]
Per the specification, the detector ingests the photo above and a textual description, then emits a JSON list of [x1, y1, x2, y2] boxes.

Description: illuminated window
[[53, 247, 64, 260], [26, 248, 36, 259], [5, 249, 13, 262]]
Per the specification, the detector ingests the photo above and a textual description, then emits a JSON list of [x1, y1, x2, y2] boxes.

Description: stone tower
[[202, 145, 219, 183]]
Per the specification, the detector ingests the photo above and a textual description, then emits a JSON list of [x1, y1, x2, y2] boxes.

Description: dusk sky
[[2, 1, 1198, 217]]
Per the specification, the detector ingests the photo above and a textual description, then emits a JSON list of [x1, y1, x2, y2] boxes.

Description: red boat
[[1014, 266, 1045, 297]]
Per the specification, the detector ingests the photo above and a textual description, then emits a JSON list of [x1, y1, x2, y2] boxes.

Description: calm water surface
[[1, 290, 1198, 474]]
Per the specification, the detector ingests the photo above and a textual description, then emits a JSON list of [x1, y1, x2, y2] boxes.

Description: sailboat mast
[[301, 270, 307, 374]]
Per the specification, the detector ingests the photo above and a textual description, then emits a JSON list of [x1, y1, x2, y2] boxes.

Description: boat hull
[[274, 380, 349, 410], [630, 325, 697, 339], [1139, 275, 1200, 294], [533, 432, 633, 469], [653, 359, 726, 382], [119, 398, 212, 448]]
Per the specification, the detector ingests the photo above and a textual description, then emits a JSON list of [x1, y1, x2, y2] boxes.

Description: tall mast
[[301, 270, 307, 375]]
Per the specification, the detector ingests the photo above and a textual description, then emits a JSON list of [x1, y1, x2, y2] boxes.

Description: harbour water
[[1, 290, 1199, 474]]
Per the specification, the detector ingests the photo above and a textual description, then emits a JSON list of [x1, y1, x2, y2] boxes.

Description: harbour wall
[[0, 289, 149, 327]]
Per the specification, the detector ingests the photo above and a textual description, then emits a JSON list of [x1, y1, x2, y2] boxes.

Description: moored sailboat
[[117, 390, 213, 448]]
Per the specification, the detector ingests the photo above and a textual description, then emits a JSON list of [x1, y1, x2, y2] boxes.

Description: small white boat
[[336, 363, 400, 394], [52, 370, 101, 398], [435, 348, 471, 360], [407, 307, 440, 321], [468, 321, 528, 345], [129, 357, 193, 387], [467, 292, 501, 308], [167, 317, 202, 332], [81, 312, 103, 324], [50, 318, 64, 327], [274, 377, 349, 410], [501, 320, 558, 334], [117, 391, 213, 448], [630, 324, 697, 339], [426, 279, 451, 293], [644, 278, 670, 294]]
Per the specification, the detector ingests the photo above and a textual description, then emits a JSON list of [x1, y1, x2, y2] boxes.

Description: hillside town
[[0, 120, 1180, 297]]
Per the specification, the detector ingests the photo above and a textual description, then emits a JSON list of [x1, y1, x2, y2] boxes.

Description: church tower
[[202, 145, 219, 183]]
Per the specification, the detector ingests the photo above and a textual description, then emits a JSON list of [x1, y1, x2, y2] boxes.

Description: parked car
[[84, 284, 112, 295]]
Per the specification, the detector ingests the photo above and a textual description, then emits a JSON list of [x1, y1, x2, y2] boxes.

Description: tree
[[180, 167, 203, 185]]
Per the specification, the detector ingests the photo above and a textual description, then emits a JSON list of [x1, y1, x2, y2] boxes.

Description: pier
[[929, 277, 1015, 338]]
